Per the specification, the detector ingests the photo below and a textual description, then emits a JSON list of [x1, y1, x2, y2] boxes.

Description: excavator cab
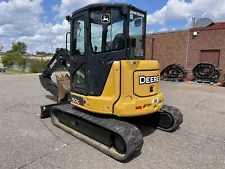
[[66, 3, 147, 97], [61, 4, 164, 117], [48, 3, 147, 102], [39, 3, 183, 162]]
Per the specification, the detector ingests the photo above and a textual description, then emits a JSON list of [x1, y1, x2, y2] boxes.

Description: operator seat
[[112, 33, 125, 51]]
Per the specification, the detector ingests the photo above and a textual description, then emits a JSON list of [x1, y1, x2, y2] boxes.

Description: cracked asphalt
[[1, 74, 225, 169]]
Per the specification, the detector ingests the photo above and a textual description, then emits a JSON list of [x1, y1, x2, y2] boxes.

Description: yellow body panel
[[70, 60, 164, 117], [114, 60, 164, 117], [133, 70, 159, 97], [70, 61, 120, 115]]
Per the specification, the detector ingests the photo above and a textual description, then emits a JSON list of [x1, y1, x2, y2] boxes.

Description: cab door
[[70, 11, 88, 96], [87, 8, 128, 97]]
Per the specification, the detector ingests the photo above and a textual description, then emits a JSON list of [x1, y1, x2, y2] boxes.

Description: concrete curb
[[0, 71, 68, 77]]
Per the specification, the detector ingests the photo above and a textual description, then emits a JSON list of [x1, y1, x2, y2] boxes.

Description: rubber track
[[160, 64, 187, 81], [192, 62, 220, 82], [157, 105, 183, 132], [51, 103, 144, 162]]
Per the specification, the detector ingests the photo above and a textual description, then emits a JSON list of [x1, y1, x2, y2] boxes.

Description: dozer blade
[[55, 73, 70, 102]]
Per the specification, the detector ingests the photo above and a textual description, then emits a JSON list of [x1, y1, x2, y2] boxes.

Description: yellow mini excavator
[[39, 2, 183, 162]]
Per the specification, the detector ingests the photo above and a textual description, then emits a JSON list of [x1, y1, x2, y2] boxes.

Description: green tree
[[36, 51, 52, 56], [12, 42, 27, 54], [28, 59, 50, 73], [1, 51, 25, 67]]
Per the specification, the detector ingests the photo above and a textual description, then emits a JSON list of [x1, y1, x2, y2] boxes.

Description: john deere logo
[[101, 14, 110, 24], [139, 75, 159, 85]]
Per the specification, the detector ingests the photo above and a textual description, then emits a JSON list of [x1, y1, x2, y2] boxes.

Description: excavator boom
[[39, 48, 71, 101]]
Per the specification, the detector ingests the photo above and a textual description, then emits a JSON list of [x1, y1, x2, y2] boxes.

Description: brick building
[[145, 21, 225, 83]]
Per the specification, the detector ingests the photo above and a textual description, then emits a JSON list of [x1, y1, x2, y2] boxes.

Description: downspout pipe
[[151, 33, 155, 60]]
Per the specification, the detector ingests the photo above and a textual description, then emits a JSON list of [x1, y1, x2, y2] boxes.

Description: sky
[[0, 0, 225, 54]]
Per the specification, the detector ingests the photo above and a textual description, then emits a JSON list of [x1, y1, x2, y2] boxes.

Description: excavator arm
[[39, 48, 71, 101]]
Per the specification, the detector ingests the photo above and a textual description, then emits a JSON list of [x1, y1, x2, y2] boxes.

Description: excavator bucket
[[55, 73, 70, 101]]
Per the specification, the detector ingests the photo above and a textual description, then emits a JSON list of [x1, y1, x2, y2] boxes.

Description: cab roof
[[72, 2, 146, 16]]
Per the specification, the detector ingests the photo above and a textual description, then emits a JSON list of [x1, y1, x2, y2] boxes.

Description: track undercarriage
[[40, 101, 183, 162]]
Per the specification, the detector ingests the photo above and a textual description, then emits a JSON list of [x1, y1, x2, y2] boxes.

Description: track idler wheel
[[157, 105, 183, 132], [114, 135, 126, 154]]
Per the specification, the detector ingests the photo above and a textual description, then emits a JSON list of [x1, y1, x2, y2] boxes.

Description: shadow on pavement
[[45, 94, 58, 102]]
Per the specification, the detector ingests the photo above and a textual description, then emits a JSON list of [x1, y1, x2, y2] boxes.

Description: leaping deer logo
[[101, 14, 110, 23]]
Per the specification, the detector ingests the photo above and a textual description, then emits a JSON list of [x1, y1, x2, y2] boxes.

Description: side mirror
[[134, 18, 142, 27], [66, 15, 71, 23]]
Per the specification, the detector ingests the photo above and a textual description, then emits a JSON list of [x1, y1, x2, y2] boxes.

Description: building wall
[[146, 28, 225, 83], [145, 34, 153, 60], [188, 29, 225, 82], [146, 30, 189, 71]]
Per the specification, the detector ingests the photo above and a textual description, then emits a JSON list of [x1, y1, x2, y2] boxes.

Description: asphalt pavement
[[1, 74, 225, 169]]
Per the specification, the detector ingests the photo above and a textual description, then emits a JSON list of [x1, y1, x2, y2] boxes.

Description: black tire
[[157, 105, 183, 132]]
